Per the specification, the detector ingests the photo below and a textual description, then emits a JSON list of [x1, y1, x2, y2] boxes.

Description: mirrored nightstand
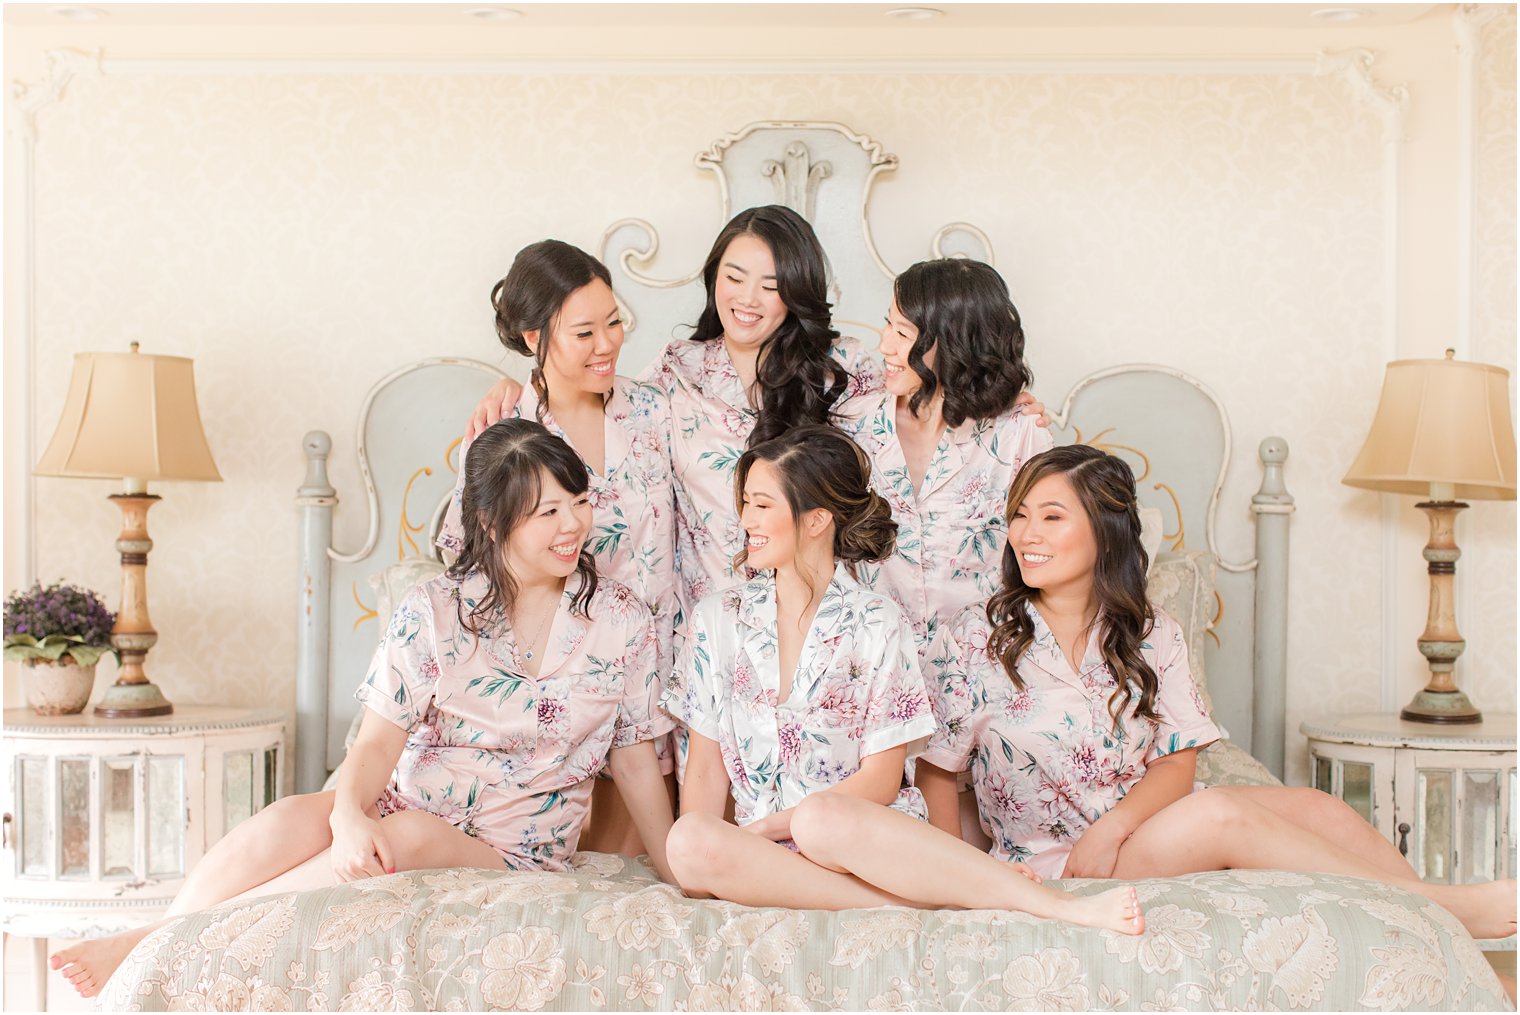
[[1, 706, 286, 1008], [1300, 711, 1516, 951]]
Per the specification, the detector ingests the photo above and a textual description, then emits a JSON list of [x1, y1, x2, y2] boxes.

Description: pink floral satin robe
[[919, 603, 1220, 879], [662, 563, 936, 827], [438, 377, 677, 677], [355, 570, 673, 870], [839, 394, 1052, 670], [647, 336, 883, 617]]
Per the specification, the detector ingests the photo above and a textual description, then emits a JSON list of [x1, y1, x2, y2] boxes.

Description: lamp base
[[94, 682, 173, 719], [1400, 687, 1482, 725]]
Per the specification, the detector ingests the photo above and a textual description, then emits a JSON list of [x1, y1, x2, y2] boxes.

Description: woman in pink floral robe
[[785, 445, 1514, 942], [51, 421, 677, 999]]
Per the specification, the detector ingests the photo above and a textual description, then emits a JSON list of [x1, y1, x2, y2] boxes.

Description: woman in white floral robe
[[50, 421, 677, 999], [662, 426, 967, 911], [789, 445, 1515, 942]]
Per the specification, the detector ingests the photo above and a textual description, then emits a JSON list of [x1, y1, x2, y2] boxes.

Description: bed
[[102, 121, 1507, 1011]]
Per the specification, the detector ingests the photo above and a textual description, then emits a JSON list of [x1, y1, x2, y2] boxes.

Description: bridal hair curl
[[733, 425, 896, 597], [446, 418, 597, 635], [689, 205, 851, 446], [490, 239, 616, 422], [984, 444, 1159, 728], [894, 258, 1033, 428]]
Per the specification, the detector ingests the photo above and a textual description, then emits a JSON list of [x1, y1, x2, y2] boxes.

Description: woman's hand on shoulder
[[1060, 819, 1128, 879], [466, 377, 525, 441], [1014, 390, 1050, 428], [329, 807, 395, 882]]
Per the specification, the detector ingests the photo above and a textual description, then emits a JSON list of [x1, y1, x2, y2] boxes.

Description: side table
[[1300, 711, 1515, 950], [1, 705, 286, 1008]]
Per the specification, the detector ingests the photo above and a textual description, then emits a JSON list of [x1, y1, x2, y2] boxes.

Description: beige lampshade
[[1343, 354, 1516, 500], [35, 347, 222, 482]]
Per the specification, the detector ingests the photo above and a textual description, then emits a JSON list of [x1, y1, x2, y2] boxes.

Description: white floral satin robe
[[919, 602, 1220, 878], [647, 336, 883, 616], [355, 570, 673, 870], [839, 394, 1052, 669], [662, 563, 937, 827]]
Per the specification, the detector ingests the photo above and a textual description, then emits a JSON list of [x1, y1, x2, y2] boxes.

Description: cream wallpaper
[[3, 11, 1515, 791]]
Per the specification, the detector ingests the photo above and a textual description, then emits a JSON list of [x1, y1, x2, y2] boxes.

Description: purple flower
[[3, 581, 115, 646]]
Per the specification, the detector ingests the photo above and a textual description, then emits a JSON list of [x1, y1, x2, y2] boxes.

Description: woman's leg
[[789, 793, 1142, 934], [53, 802, 505, 997], [1218, 786, 1415, 878], [51, 791, 346, 997], [666, 811, 910, 909], [1112, 789, 1517, 939]]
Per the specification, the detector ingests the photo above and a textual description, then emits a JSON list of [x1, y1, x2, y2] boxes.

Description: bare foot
[[1433, 879, 1519, 941], [1064, 884, 1146, 936], [49, 927, 151, 999]]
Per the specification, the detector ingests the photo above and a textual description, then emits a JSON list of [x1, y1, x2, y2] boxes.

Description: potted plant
[[4, 581, 115, 715]]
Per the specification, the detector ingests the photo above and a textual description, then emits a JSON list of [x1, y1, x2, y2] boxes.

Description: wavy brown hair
[[893, 257, 1032, 428], [985, 444, 1160, 729], [446, 419, 597, 636], [732, 425, 896, 600]]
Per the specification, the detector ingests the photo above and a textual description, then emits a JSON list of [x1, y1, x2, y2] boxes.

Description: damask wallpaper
[[5, 12, 1515, 789]]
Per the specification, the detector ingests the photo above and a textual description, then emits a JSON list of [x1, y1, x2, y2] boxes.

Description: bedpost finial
[[303, 430, 332, 458], [1258, 437, 1288, 465], [298, 430, 336, 501], [1254, 436, 1293, 506]]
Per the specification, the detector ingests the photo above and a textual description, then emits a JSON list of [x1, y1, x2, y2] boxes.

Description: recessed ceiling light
[[49, 5, 106, 20], [1311, 7, 1369, 22], [465, 7, 523, 21], [885, 7, 944, 21]]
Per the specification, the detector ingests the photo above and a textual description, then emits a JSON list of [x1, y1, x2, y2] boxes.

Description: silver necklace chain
[[518, 602, 554, 662]]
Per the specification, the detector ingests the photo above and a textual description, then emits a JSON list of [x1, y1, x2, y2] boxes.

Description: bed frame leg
[[1251, 437, 1295, 781], [295, 431, 337, 794]]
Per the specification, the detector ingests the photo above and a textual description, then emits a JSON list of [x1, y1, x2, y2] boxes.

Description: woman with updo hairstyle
[[437, 239, 678, 860], [657, 425, 938, 908], [53, 420, 678, 998]]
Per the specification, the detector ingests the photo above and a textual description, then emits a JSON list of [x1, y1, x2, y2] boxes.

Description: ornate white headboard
[[292, 121, 1294, 792]]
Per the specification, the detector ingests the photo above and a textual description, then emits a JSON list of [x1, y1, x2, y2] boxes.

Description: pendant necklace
[[520, 603, 554, 661]]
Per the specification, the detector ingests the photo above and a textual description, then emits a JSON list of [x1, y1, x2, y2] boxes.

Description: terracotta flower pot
[[24, 658, 97, 716]]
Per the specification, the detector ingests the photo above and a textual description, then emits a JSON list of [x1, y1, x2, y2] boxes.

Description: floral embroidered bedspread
[[102, 853, 1505, 1012]]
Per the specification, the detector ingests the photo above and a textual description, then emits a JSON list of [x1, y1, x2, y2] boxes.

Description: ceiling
[[3, 3, 1445, 31]]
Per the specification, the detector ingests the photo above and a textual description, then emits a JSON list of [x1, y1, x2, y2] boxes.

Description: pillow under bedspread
[[101, 854, 1504, 1012]]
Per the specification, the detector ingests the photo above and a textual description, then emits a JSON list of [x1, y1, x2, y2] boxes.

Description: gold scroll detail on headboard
[[351, 437, 464, 632], [1074, 426, 1223, 645]]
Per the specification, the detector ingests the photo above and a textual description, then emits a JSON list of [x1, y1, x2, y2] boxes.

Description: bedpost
[[295, 431, 337, 794], [1251, 437, 1294, 780]]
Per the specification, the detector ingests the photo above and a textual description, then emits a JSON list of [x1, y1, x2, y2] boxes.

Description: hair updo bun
[[489, 240, 614, 419], [835, 489, 896, 563], [732, 425, 897, 575]]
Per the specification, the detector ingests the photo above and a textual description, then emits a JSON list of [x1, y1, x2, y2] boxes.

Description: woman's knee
[[790, 792, 860, 860], [1178, 788, 1261, 834], [665, 813, 730, 891]]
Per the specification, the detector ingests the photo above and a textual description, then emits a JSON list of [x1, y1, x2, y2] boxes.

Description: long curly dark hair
[[490, 239, 616, 423], [446, 419, 598, 636], [732, 425, 897, 600], [984, 444, 1159, 729], [893, 258, 1032, 428], [688, 205, 851, 446]]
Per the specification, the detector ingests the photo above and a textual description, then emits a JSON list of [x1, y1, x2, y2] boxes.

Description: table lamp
[[34, 343, 222, 717], [1343, 350, 1516, 723]]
